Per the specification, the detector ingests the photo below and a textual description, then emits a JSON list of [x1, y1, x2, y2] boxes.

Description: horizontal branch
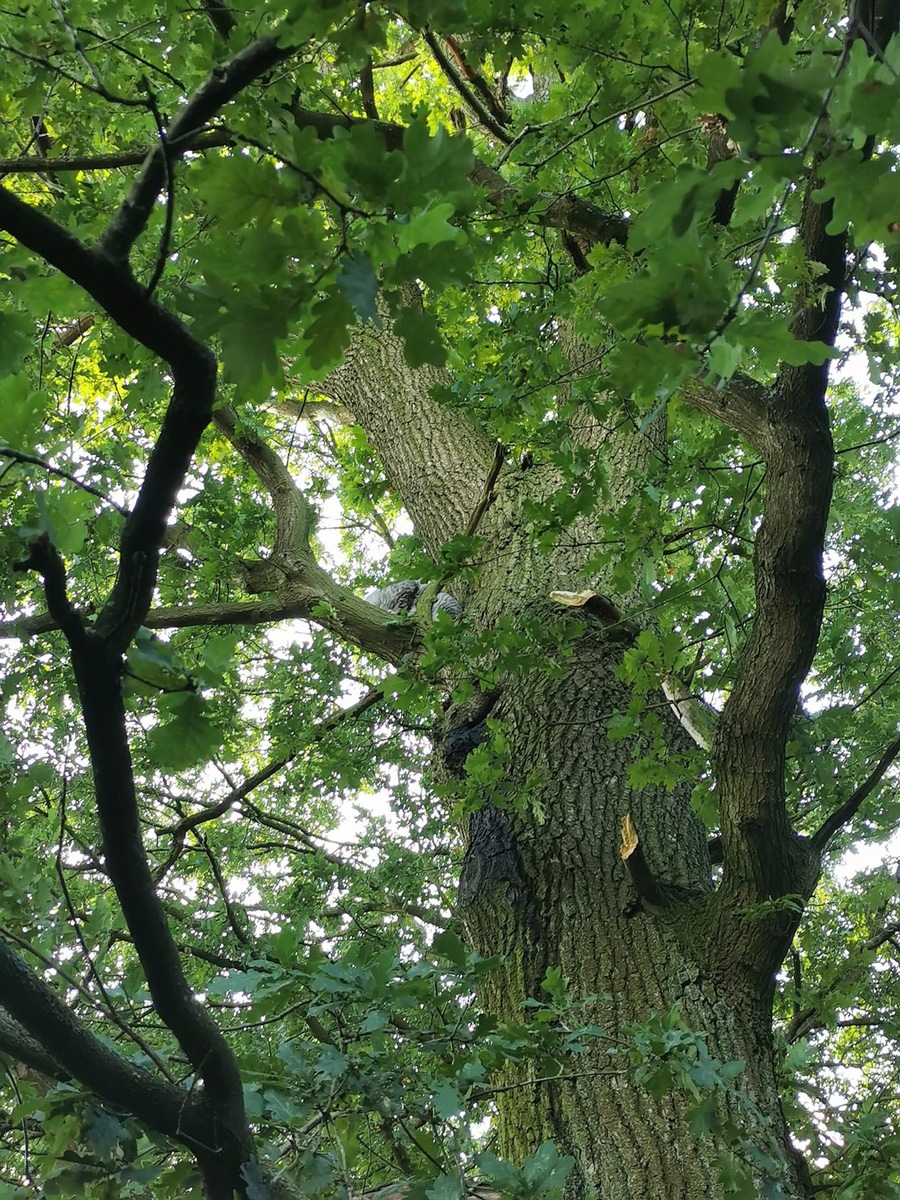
[[275, 396, 352, 425], [0, 130, 234, 175], [678, 372, 771, 450], [468, 159, 629, 246], [2, 591, 420, 666]]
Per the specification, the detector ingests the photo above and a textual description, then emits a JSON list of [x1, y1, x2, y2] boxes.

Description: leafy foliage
[[0, 0, 900, 1197]]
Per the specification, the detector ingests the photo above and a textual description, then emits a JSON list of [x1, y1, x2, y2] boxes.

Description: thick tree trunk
[[457, 629, 810, 1200], [324, 309, 813, 1200]]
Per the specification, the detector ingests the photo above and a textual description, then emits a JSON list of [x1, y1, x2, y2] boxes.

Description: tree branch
[[286, 102, 630, 248], [786, 918, 900, 1042], [422, 31, 512, 144], [98, 34, 296, 262], [214, 403, 315, 558], [161, 685, 385, 850], [0, 447, 129, 515], [811, 734, 900, 852], [708, 8, 898, 958], [0, 1008, 69, 1082], [0, 131, 235, 175], [0, 595, 420, 666], [661, 675, 717, 752], [678, 372, 771, 451], [0, 937, 211, 1149], [15, 540, 253, 1167], [275, 396, 352, 425], [0, 184, 218, 652], [619, 815, 669, 907]]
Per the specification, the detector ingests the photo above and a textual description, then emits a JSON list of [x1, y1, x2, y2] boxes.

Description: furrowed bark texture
[[324, 309, 819, 1200]]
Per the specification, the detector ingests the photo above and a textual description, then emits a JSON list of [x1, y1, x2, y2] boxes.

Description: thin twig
[[0, 447, 129, 515]]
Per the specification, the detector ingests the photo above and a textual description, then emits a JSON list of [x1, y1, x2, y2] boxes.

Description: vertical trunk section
[[324, 311, 813, 1200], [457, 613, 811, 1200]]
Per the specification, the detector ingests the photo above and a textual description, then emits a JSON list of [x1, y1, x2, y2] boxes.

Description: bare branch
[[661, 676, 717, 752], [619, 814, 669, 907]]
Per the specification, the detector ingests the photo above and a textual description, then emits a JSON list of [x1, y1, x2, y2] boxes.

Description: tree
[[1, 0, 900, 1196]]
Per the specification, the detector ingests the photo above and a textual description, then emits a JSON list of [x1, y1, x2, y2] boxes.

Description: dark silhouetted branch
[[812, 734, 900, 852], [98, 34, 296, 262]]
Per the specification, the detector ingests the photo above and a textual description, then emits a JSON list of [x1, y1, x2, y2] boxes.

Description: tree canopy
[[1, 0, 900, 1197]]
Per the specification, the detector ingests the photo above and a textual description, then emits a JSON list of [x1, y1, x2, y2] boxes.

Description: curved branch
[[214, 403, 314, 558], [0, 937, 211, 1148], [678, 372, 771, 451], [17, 540, 251, 1155], [707, 15, 900, 959], [812, 734, 900, 852], [98, 33, 296, 261]]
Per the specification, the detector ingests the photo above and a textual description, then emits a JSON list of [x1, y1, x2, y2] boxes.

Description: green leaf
[[393, 118, 473, 205], [394, 303, 446, 368], [197, 156, 297, 228], [426, 1175, 462, 1200], [337, 254, 380, 323], [0, 312, 33, 379], [145, 693, 224, 770], [0, 379, 49, 452], [431, 929, 467, 968], [431, 1083, 462, 1120], [302, 289, 355, 374], [396, 203, 466, 251]]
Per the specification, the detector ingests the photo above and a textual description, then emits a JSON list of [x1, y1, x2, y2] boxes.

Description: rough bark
[[457, 628, 809, 1200], [320, 303, 819, 1199]]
